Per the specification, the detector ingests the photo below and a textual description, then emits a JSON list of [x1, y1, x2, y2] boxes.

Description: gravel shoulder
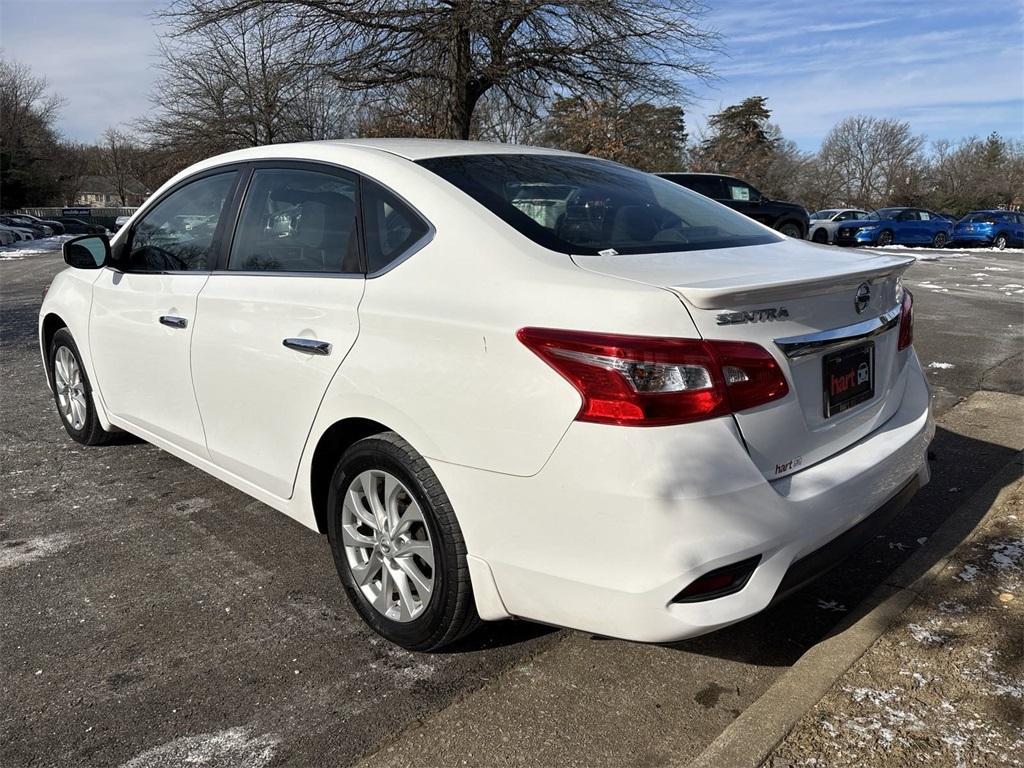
[[765, 471, 1024, 767]]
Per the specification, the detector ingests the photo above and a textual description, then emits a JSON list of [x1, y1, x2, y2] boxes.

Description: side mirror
[[63, 234, 110, 269]]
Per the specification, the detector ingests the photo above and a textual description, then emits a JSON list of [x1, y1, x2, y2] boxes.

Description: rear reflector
[[897, 288, 914, 351], [517, 328, 789, 427], [672, 555, 762, 603]]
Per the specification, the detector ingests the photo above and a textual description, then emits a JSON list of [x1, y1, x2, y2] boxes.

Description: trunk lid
[[572, 240, 915, 480]]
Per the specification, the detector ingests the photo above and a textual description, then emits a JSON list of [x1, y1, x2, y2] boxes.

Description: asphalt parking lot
[[1, 244, 1021, 767]]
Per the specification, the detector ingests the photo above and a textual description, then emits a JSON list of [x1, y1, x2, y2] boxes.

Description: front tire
[[931, 232, 949, 249], [876, 229, 894, 247], [326, 432, 480, 651], [48, 328, 116, 446], [811, 228, 829, 244]]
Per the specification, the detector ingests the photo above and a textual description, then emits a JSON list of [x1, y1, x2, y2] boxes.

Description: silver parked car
[[808, 209, 877, 244]]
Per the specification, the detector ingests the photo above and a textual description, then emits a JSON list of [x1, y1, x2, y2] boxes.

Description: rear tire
[[994, 232, 1008, 250], [931, 232, 949, 249], [48, 328, 116, 446], [326, 431, 481, 651], [778, 221, 803, 239], [876, 229, 894, 247], [811, 228, 829, 244]]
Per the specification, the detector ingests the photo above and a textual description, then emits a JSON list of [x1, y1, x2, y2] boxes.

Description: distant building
[[76, 176, 149, 207]]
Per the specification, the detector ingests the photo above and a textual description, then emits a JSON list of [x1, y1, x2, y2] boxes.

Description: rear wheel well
[[310, 417, 391, 533], [41, 313, 67, 380]]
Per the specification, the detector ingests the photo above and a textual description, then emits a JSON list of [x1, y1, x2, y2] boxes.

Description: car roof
[[204, 138, 584, 163]]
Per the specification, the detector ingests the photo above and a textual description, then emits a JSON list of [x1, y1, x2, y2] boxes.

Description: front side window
[[419, 155, 779, 255], [361, 178, 430, 274], [725, 181, 758, 202], [229, 168, 360, 273], [127, 172, 237, 272]]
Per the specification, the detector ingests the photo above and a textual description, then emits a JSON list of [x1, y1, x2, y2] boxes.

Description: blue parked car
[[833, 207, 954, 248], [951, 210, 1024, 249]]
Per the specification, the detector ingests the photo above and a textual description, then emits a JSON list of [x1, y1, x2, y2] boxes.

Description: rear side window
[[669, 175, 723, 198], [361, 178, 430, 274], [419, 155, 777, 255], [127, 172, 237, 272], [229, 168, 360, 273]]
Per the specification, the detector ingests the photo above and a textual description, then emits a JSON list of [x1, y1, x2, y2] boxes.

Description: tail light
[[897, 288, 914, 350], [516, 328, 789, 427]]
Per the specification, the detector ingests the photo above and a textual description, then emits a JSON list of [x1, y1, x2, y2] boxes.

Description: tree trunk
[[442, 2, 475, 140]]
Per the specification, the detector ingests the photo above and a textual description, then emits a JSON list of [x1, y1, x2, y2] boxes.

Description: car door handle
[[283, 338, 332, 356], [159, 315, 188, 329]]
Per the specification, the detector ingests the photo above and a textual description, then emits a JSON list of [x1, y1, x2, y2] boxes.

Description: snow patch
[[0, 533, 73, 569], [118, 726, 278, 768], [908, 623, 950, 646], [988, 538, 1024, 571], [955, 564, 979, 582], [927, 362, 955, 370]]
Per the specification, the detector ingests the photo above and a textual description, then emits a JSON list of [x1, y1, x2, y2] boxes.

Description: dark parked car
[[10, 213, 65, 234], [833, 208, 954, 248], [951, 210, 1024, 249], [0, 215, 52, 237], [656, 172, 809, 238], [54, 217, 107, 235]]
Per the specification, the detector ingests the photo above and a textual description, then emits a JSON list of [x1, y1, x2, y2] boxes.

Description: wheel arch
[[309, 417, 394, 534], [40, 312, 68, 386]]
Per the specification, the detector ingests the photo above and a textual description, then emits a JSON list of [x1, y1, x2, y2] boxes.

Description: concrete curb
[[685, 454, 1024, 768]]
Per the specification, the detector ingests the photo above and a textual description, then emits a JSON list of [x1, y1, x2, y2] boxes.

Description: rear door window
[[675, 176, 724, 199]]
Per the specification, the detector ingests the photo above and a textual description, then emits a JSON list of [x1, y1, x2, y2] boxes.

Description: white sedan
[[40, 140, 934, 650]]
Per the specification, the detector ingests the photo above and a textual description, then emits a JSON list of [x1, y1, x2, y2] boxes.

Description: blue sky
[[1, 0, 1022, 150]]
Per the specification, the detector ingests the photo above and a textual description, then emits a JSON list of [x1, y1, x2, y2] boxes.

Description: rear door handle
[[283, 338, 332, 356], [159, 315, 188, 329]]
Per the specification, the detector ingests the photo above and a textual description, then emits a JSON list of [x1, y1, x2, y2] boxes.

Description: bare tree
[[0, 57, 64, 207], [144, 9, 356, 167], [162, 0, 719, 140], [815, 116, 925, 208]]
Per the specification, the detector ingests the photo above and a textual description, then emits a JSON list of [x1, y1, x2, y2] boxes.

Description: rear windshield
[[964, 212, 1005, 222], [417, 154, 780, 255]]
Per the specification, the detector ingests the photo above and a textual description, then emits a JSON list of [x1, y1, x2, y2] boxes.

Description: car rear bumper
[[433, 352, 934, 642]]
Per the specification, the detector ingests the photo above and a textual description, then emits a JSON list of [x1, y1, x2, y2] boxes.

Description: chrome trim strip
[[775, 304, 901, 359]]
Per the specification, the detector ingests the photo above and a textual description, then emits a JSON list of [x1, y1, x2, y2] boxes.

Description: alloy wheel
[[877, 230, 893, 247], [933, 232, 948, 248], [995, 234, 1007, 250], [54, 346, 87, 431], [341, 469, 435, 622]]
